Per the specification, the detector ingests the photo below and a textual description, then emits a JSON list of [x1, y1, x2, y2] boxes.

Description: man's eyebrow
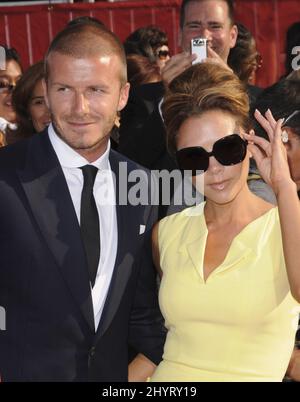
[[185, 20, 202, 25], [87, 83, 110, 89], [51, 82, 110, 90], [208, 20, 224, 25]]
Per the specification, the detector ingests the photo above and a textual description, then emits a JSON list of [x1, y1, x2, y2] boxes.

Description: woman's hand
[[244, 109, 294, 195], [249, 111, 300, 303]]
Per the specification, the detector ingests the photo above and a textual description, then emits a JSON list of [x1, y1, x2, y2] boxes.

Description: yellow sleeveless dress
[[150, 203, 300, 382]]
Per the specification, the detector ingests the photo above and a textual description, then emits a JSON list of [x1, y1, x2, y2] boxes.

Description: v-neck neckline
[[188, 204, 277, 283]]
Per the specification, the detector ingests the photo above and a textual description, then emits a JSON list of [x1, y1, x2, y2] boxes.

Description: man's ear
[[117, 82, 130, 112], [42, 78, 50, 109], [229, 24, 238, 49]]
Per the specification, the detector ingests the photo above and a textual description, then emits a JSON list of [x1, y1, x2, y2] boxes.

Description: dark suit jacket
[[0, 131, 165, 382]]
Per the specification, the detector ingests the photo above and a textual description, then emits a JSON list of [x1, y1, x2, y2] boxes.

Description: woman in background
[[124, 25, 170, 73], [228, 22, 262, 86], [0, 45, 22, 146], [6, 60, 50, 144]]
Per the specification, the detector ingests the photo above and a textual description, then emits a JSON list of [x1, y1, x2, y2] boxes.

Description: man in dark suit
[[0, 23, 165, 382]]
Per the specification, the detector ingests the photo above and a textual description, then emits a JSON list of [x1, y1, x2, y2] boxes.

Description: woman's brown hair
[[6, 60, 45, 144], [126, 54, 161, 86], [162, 63, 251, 155]]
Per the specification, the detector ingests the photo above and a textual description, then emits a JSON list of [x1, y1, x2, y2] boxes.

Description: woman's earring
[[281, 130, 289, 143]]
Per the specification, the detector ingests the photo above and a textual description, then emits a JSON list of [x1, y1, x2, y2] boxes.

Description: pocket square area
[[139, 225, 146, 235]]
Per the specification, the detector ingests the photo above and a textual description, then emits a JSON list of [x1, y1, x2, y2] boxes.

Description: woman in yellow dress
[[150, 63, 300, 382]]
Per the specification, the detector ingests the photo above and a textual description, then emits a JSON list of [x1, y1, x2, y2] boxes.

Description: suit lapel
[[17, 133, 95, 332], [95, 152, 133, 339]]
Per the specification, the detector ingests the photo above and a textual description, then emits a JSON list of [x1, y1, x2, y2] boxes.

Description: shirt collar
[[48, 123, 110, 170]]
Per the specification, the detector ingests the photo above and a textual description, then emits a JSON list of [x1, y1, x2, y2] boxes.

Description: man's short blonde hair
[[45, 24, 127, 85]]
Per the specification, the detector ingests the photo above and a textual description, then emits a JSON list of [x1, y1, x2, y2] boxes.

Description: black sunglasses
[[0, 81, 16, 93], [176, 134, 248, 176], [282, 110, 300, 128]]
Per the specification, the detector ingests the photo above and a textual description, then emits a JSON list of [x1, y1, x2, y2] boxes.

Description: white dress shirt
[[48, 124, 118, 331]]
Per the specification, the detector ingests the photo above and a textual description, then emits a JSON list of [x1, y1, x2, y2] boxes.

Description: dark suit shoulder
[[0, 131, 57, 178]]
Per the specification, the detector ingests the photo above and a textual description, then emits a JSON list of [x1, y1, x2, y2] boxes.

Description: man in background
[[118, 0, 239, 216]]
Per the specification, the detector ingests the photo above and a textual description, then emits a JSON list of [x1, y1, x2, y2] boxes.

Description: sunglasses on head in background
[[176, 134, 248, 176], [282, 110, 300, 128], [0, 81, 16, 94], [157, 50, 170, 60]]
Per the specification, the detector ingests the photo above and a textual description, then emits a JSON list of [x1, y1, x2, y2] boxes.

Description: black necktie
[[80, 165, 100, 287]]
